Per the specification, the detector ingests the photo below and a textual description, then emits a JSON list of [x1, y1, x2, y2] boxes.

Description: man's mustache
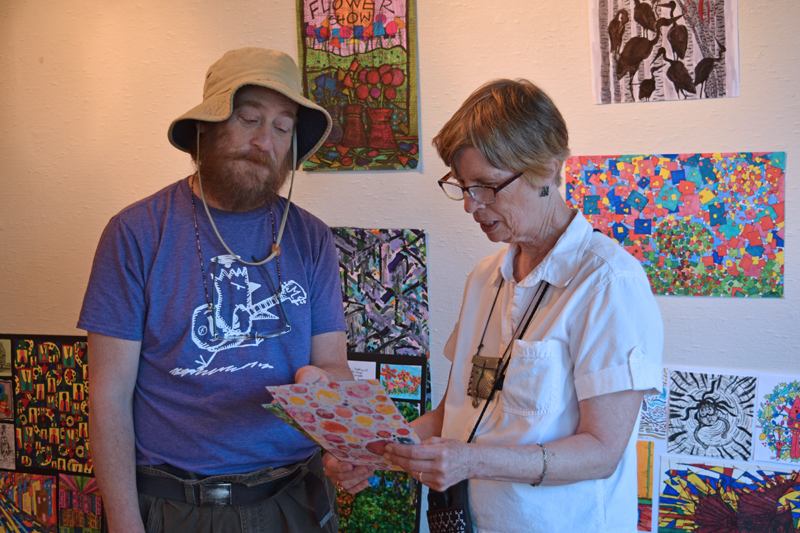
[[232, 150, 277, 169]]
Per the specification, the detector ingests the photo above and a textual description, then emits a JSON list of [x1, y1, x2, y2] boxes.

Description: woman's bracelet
[[531, 443, 548, 487]]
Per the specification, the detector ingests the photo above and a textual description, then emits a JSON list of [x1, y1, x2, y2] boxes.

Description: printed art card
[[658, 456, 800, 531], [566, 152, 785, 297], [668, 368, 756, 460], [755, 373, 800, 464], [265, 380, 420, 471]]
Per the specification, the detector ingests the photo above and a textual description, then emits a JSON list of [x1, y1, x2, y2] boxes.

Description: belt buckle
[[198, 482, 233, 506]]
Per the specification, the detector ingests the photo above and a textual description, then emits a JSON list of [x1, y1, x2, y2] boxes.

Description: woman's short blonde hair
[[432, 79, 570, 187]]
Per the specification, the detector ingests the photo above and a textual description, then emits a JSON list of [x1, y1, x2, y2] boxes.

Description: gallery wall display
[[297, 0, 419, 170], [636, 367, 800, 532], [589, 0, 740, 103], [566, 152, 785, 297], [0, 334, 103, 533], [333, 227, 429, 533]]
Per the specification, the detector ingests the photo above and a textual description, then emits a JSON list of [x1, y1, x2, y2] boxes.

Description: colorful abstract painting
[[58, 474, 102, 532], [13, 337, 92, 474], [297, 0, 419, 171], [658, 457, 800, 531], [333, 228, 428, 355], [668, 370, 756, 460], [637, 440, 655, 531], [640, 368, 668, 440], [0, 472, 57, 532], [590, 0, 739, 103], [565, 152, 785, 297], [756, 375, 800, 464]]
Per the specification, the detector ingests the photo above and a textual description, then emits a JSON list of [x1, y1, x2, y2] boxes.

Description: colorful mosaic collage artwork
[[298, 0, 419, 171], [565, 152, 785, 297], [0, 472, 57, 533], [333, 228, 428, 356], [658, 457, 800, 531], [13, 339, 91, 474]]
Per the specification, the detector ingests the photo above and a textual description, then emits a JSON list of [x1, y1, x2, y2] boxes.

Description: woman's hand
[[322, 453, 375, 494], [383, 437, 474, 492]]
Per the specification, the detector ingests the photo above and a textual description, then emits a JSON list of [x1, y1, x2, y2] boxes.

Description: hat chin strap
[[195, 126, 296, 267]]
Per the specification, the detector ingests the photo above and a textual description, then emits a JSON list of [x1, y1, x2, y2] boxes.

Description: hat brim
[[168, 81, 331, 169]]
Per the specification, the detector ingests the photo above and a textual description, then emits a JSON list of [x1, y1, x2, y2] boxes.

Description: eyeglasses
[[438, 171, 524, 205], [208, 259, 292, 343]]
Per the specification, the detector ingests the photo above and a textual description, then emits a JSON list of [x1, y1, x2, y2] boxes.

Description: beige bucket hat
[[168, 47, 331, 168]]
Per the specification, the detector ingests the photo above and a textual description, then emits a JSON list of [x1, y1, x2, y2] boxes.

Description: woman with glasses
[[379, 79, 664, 532]]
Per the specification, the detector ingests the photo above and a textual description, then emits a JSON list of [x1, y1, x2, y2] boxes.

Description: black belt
[[136, 452, 321, 507]]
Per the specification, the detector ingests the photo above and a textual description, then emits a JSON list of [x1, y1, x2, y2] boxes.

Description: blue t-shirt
[[78, 178, 346, 475]]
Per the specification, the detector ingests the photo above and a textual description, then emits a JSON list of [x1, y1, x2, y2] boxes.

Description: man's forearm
[[90, 397, 145, 533]]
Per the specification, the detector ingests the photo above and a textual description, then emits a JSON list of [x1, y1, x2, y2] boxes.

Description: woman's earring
[[540, 186, 550, 197]]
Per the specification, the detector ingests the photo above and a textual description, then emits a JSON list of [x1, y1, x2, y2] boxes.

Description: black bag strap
[[466, 280, 550, 444]]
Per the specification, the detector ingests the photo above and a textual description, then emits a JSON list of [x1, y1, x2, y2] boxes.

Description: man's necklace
[[189, 174, 282, 311]]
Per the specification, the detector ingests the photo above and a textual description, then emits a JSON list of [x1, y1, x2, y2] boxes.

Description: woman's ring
[[418, 471, 424, 483]]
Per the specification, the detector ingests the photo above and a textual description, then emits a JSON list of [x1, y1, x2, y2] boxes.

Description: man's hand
[[322, 453, 375, 494], [295, 365, 331, 384]]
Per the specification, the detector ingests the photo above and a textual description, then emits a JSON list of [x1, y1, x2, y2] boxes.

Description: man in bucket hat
[[79, 48, 357, 533]]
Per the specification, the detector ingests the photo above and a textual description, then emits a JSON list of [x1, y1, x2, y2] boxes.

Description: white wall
[[1, 0, 798, 435]]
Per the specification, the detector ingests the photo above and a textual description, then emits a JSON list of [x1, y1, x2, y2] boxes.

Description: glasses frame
[[208, 259, 292, 342], [438, 171, 524, 205]]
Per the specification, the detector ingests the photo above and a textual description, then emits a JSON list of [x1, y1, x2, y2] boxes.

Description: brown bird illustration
[[657, 1, 688, 59], [655, 47, 696, 98], [639, 63, 665, 101], [634, 0, 658, 35], [616, 18, 669, 99], [608, 9, 629, 58], [694, 38, 726, 98]]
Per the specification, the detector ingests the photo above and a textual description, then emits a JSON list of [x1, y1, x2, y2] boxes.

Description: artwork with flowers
[[380, 364, 422, 401], [297, 0, 419, 171]]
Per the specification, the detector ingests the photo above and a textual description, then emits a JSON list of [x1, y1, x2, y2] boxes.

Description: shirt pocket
[[500, 339, 566, 416]]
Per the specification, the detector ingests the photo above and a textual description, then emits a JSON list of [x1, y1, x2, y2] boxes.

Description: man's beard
[[196, 127, 293, 212]]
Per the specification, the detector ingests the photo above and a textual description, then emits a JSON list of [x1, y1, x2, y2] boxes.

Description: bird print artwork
[[590, 0, 739, 103]]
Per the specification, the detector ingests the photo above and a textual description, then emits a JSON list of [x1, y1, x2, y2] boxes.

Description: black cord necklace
[[189, 174, 282, 311]]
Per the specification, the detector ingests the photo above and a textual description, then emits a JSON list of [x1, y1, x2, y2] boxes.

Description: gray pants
[[137, 453, 338, 533]]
